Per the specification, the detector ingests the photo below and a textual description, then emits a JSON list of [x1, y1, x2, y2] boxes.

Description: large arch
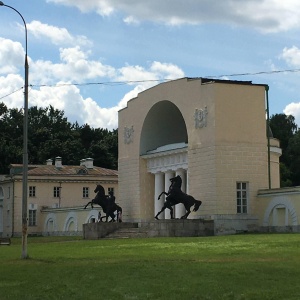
[[140, 100, 188, 155], [140, 100, 189, 219]]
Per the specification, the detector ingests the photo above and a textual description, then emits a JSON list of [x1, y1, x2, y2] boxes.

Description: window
[[29, 204, 37, 226], [108, 187, 114, 194], [83, 187, 89, 198], [53, 187, 60, 198], [29, 186, 36, 197], [236, 182, 248, 214]]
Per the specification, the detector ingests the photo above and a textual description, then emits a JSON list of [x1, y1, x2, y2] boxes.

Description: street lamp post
[[0, 1, 29, 259]]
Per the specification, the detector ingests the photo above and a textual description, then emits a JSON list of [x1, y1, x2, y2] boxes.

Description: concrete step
[[117, 222, 139, 228], [106, 227, 149, 239]]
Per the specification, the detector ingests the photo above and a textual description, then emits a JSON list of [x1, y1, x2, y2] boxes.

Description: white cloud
[[280, 46, 300, 67], [0, 38, 24, 74], [47, 0, 300, 33], [116, 65, 157, 83], [0, 37, 185, 129], [47, 0, 114, 16], [284, 102, 300, 126], [123, 16, 140, 25], [150, 61, 184, 79], [0, 74, 24, 109], [27, 21, 92, 47], [30, 46, 115, 84], [116, 61, 184, 85]]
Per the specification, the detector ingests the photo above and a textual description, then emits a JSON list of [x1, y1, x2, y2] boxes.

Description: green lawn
[[0, 234, 300, 300]]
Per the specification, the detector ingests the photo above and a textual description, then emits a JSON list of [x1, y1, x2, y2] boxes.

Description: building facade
[[1, 77, 299, 238], [118, 77, 295, 233], [0, 157, 118, 237]]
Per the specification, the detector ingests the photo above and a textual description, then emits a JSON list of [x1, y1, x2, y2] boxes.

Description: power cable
[[1, 68, 300, 100], [0, 86, 23, 100]]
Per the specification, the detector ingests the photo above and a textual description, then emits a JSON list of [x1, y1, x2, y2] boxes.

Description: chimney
[[46, 159, 53, 166], [84, 158, 94, 169], [80, 158, 93, 169], [55, 156, 62, 169]]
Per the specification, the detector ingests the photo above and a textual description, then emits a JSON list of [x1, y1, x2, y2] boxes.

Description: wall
[[118, 78, 274, 222], [41, 207, 101, 236], [256, 187, 300, 227]]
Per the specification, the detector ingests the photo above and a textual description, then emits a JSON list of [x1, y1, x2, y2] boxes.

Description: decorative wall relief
[[124, 125, 134, 144], [194, 106, 208, 128]]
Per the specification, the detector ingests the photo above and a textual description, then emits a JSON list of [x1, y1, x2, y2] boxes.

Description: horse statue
[[155, 175, 202, 220], [84, 185, 122, 222]]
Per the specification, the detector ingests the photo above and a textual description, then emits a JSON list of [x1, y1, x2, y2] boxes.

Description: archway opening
[[140, 100, 188, 155], [46, 218, 55, 232]]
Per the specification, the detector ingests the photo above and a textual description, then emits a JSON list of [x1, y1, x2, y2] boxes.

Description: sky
[[1, 0, 300, 130]]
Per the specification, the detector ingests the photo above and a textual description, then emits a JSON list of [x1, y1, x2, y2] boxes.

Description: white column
[[175, 169, 186, 218], [164, 171, 175, 219], [154, 172, 165, 218], [186, 170, 189, 194]]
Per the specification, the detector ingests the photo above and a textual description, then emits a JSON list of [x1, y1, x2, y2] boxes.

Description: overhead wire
[[0, 86, 24, 100], [1, 68, 300, 100], [209, 68, 300, 78]]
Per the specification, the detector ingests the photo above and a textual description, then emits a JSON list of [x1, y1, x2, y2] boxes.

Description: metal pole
[[0, 2, 29, 258], [265, 85, 271, 189]]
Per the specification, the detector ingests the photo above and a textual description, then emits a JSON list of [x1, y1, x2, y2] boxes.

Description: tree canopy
[[269, 113, 299, 187], [0, 103, 118, 174]]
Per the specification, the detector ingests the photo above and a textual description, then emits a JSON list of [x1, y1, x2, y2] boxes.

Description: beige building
[[1, 77, 299, 238], [0, 157, 118, 237], [118, 77, 298, 233]]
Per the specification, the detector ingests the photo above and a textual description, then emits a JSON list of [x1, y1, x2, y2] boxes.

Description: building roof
[[9, 164, 118, 177], [188, 77, 266, 86]]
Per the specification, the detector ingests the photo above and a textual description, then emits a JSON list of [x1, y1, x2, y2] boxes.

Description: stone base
[[83, 222, 138, 239], [83, 219, 214, 239], [142, 219, 214, 237]]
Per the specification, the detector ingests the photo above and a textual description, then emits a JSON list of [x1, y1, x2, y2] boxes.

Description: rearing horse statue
[[84, 185, 122, 222], [155, 175, 202, 219]]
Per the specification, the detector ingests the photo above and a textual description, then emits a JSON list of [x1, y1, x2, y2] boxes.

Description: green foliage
[[269, 113, 299, 187], [0, 106, 24, 171], [269, 114, 297, 153], [279, 163, 293, 187], [286, 131, 300, 186], [0, 103, 118, 173], [1, 234, 300, 299]]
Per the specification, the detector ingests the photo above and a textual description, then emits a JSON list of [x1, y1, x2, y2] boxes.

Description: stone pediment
[[142, 143, 188, 173]]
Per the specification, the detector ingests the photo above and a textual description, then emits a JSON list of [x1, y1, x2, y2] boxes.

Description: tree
[[269, 114, 297, 164], [0, 104, 23, 173], [269, 113, 298, 187], [286, 131, 300, 186], [28, 106, 74, 164], [0, 102, 118, 173]]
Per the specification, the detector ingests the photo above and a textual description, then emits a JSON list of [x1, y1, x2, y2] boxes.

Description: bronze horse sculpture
[[84, 184, 122, 222], [155, 175, 202, 219]]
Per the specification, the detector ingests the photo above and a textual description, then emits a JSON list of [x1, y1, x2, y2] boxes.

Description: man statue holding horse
[[155, 175, 202, 220], [84, 185, 122, 222]]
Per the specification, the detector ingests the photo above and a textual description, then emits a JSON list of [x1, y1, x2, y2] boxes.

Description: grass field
[[0, 234, 300, 300]]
